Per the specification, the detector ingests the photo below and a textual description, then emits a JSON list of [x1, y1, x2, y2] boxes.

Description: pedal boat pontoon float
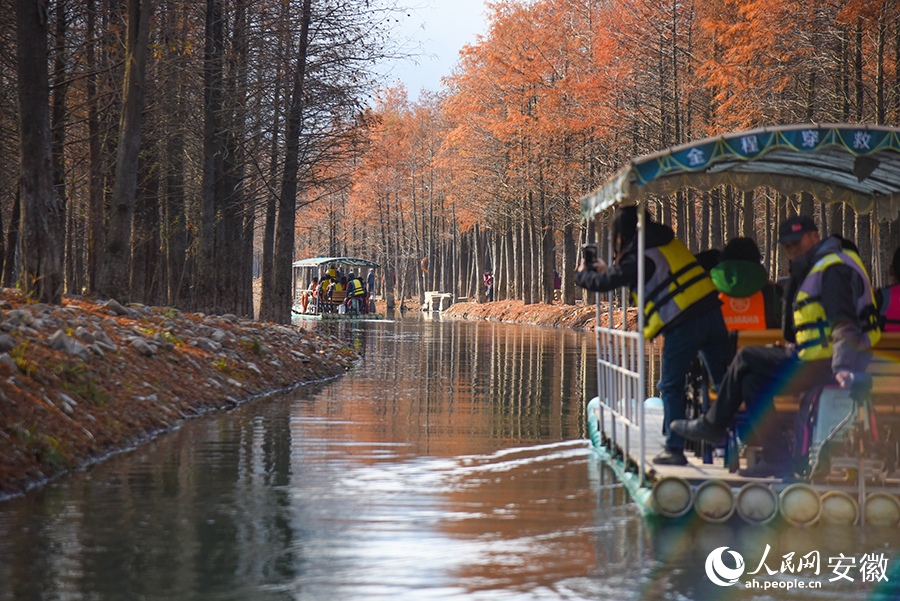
[[581, 123, 900, 527]]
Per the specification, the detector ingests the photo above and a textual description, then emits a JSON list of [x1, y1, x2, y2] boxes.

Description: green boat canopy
[[292, 257, 380, 269], [580, 123, 900, 221]]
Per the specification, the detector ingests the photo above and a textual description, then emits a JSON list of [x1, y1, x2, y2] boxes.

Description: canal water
[[1, 315, 899, 600]]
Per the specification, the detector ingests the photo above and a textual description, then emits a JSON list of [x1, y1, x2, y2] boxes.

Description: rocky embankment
[[0, 289, 358, 499]]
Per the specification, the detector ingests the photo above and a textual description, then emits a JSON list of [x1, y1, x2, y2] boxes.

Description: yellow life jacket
[[641, 239, 717, 339], [792, 249, 880, 361], [347, 277, 366, 298]]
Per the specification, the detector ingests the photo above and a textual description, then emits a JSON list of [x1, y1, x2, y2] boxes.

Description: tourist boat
[[581, 123, 900, 526], [291, 256, 384, 320]]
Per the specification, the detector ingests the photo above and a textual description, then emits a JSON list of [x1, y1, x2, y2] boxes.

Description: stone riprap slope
[[0, 289, 358, 498]]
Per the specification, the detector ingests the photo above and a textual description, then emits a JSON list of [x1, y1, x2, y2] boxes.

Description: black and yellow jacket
[[574, 221, 720, 339]]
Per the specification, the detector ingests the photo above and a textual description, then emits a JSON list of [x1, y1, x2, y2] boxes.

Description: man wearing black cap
[[671, 214, 880, 478]]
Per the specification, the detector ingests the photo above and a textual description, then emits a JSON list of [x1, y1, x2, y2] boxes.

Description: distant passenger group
[[301, 266, 373, 315]]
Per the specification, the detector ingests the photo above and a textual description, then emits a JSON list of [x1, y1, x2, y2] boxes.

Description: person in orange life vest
[[875, 246, 900, 332], [575, 206, 730, 466], [710, 237, 782, 331]]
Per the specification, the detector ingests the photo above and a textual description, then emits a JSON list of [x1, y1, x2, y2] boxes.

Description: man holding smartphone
[[575, 206, 730, 465]]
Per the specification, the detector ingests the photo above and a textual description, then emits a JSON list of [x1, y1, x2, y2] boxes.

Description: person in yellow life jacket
[[333, 276, 347, 304], [710, 237, 782, 331], [345, 272, 367, 313], [346, 272, 366, 298], [575, 206, 730, 466], [318, 275, 332, 298], [318, 273, 334, 312], [673, 215, 879, 479], [875, 246, 900, 332]]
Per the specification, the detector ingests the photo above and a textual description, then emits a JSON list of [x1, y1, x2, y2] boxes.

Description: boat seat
[[322, 288, 347, 313]]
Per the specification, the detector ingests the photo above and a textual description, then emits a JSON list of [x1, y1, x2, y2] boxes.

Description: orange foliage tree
[[346, 0, 900, 305]]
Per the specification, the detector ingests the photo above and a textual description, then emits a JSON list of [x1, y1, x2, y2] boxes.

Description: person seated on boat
[[310, 276, 321, 313], [331, 276, 348, 313], [574, 205, 730, 467], [671, 215, 880, 479], [710, 237, 782, 332], [875, 246, 900, 332], [317, 274, 333, 312], [694, 248, 721, 274], [301, 276, 319, 314], [345, 272, 367, 313]]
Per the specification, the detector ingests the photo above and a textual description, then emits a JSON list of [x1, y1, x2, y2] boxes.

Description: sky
[[382, 0, 490, 100]]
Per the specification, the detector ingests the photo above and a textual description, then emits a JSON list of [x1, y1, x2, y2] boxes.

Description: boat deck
[[603, 404, 779, 486], [292, 307, 384, 320]]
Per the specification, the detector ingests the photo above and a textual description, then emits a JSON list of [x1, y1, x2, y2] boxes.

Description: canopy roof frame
[[580, 123, 900, 221], [291, 257, 380, 269]]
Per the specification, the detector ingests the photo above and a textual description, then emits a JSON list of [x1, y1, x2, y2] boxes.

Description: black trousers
[[706, 345, 834, 463]]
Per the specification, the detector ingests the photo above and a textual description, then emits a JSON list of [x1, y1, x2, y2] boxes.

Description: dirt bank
[[443, 299, 638, 330], [0, 289, 358, 499]]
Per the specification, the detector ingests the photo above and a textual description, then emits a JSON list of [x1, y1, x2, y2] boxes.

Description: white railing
[[591, 210, 647, 486]]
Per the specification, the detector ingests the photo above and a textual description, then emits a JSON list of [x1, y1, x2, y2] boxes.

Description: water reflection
[[315, 317, 595, 455], [0, 317, 898, 600]]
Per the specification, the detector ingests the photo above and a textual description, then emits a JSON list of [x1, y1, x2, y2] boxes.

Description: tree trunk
[[542, 221, 554, 304], [843, 204, 856, 244], [473, 224, 485, 302], [675, 189, 688, 246], [829, 203, 842, 238], [709, 189, 722, 251], [855, 19, 864, 121], [722, 187, 734, 244], [562, 224, 576, 305], [51, 1, 71, 293], [763, 195, 772, 278], [85, 0, 105, 295], [221, 0, 249, 316], [858, 213, 872, 273], [196, 0, 225, 312], [97, 0, 152, 301], [522, 220, 533, 305], [16, 0, 64, 304], [504, 225, 514, 300], [777, 195, 789, 274], [876, 19, 885, 124], [260, 0, 312, 323], [700, 192, 710, 252], [2, 188, 21, 288], [741, 191, 754, 239], [161, 3, 189, 308], [131, 143, 161, 303], [457, 228, 467, 298]]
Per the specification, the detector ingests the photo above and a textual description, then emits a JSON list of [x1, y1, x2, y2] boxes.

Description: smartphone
[[582, 243, 597, 267]]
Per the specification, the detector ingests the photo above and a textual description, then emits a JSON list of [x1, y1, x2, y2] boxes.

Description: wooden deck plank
[[600, 405, 779, 485]]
